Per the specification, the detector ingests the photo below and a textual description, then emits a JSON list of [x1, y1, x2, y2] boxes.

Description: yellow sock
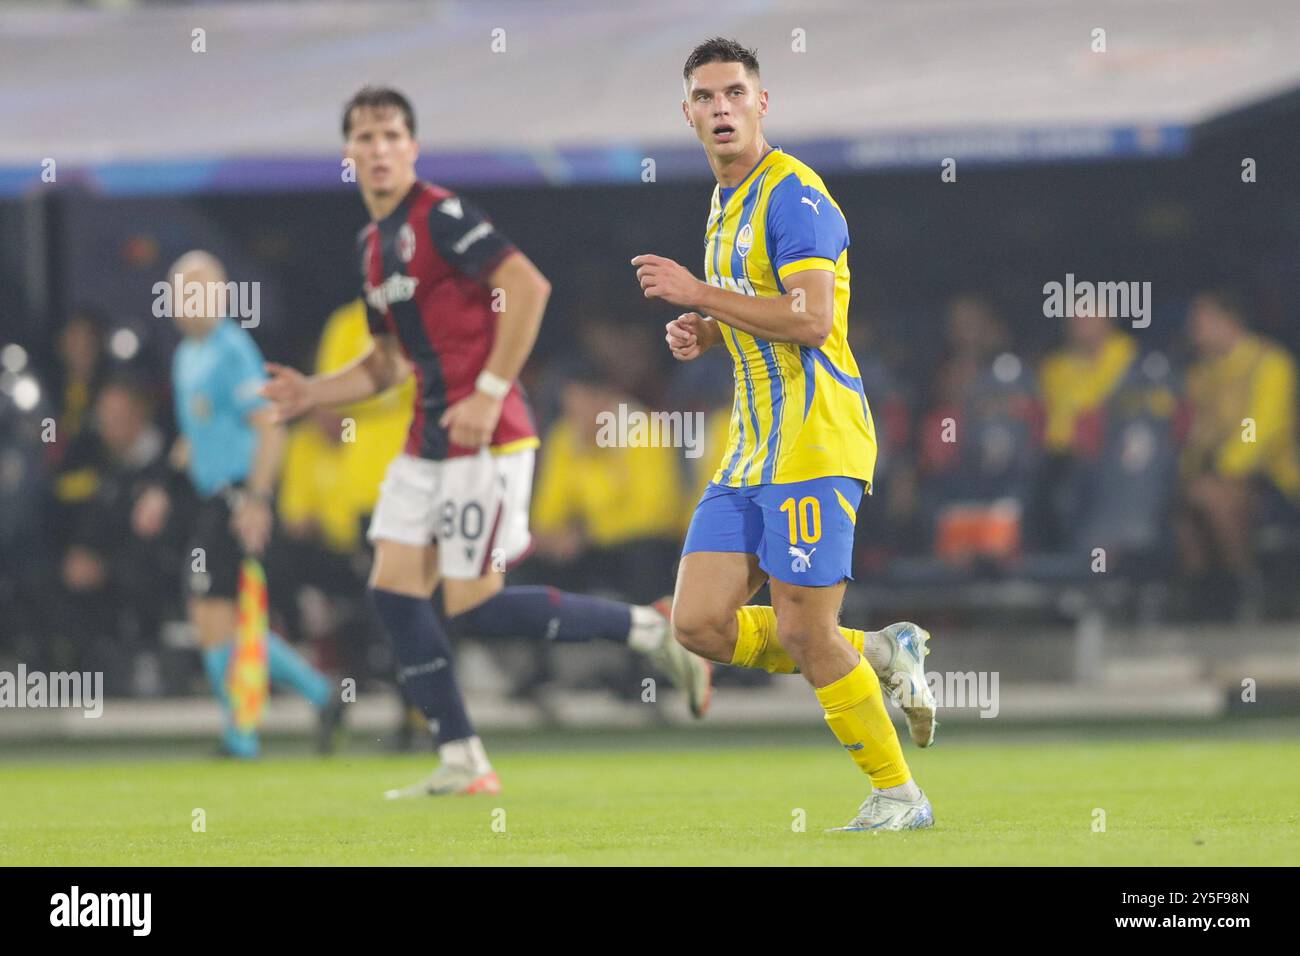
[[816, 656, 912, 789], [842, 626, 866, 657], [731, 606, 795, 672], [730, 606, 866, 674]]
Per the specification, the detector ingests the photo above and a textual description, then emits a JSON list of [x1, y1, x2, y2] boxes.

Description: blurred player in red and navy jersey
[[262, 87, 712, 797]]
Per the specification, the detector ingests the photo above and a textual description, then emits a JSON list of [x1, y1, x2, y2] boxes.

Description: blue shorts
[[682, 477, 864, 586]]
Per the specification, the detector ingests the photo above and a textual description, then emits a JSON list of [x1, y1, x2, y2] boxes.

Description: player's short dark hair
[[342, 86, 416, 139], [683, 37, 760, 84]]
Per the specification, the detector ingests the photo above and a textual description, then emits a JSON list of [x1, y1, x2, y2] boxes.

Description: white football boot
[[827, 789, 935, 833], [875, 621, 938, 747], [638, 597, 714, 718], [383, 764, 501, 799]]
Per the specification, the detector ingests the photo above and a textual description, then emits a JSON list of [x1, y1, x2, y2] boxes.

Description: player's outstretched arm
[[633, 254, 833, 347], [260, 333, 409, 422]]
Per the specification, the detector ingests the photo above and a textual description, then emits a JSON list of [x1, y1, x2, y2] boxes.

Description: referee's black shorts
[[185, 486, 246, 601]]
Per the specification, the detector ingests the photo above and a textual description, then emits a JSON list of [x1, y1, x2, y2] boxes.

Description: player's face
[[683, 62, 767, 160], [345, 107, 419, 197]]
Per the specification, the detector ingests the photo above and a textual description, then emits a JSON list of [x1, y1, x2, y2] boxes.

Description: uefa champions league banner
[[0, 125, 1192, 197]]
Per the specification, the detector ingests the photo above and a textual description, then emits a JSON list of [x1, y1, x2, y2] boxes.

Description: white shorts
[[367, 449, 535, 580]]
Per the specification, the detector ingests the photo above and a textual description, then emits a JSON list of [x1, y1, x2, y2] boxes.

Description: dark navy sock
[[448, 586, 633, 644], [369, 588, 475, 746]]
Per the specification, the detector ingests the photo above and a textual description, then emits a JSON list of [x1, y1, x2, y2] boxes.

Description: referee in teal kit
[[165, 250, 341, 757]]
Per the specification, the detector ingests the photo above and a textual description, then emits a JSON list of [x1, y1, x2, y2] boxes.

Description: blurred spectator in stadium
[[48, 307, 108, 468], [271, 298, 412, 677], [916, 296, 1010, 492], [911, 295, 1041, 568], [1176, 289, 1300, 619], [527, 357, 684, 603], [578, 317, 666, 407], [667, 344, 733, 518], [1035, 305, 1139, 549], [0, 353, 57, 662], [1032, 304, 1181, 581], [848, 313, 912, 573], [1040, 309, 1138, 466], [50, 375, 195, 691]]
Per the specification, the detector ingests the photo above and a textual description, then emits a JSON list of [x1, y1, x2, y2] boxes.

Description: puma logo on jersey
[[801, 195, 822, 214], [788, 545, 817, 573]]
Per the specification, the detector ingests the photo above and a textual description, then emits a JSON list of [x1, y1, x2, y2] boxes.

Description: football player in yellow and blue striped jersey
[[632, 37, 936, 832]]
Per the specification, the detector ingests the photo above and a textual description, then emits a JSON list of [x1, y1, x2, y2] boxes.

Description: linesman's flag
[[230, 557, 270, 732]]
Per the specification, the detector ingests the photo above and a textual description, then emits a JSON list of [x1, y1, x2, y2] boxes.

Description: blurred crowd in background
[[2, 278, 1298, 700]]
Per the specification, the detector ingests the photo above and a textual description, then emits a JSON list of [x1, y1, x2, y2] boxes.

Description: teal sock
[[267, 631, 331, 709], [201, 644, 258, 757]]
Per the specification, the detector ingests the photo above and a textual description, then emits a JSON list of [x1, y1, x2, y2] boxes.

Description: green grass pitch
[[2, 724, 1297, 865]]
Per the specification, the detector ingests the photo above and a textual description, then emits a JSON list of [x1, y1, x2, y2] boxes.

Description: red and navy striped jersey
[[358, 180, 538, 460]]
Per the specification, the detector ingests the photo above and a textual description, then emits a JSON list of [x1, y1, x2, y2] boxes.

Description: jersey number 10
[[779, 496, 822, 545]]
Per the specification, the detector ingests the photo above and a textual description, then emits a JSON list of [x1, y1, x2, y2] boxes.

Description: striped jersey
[[704, 148, 877, 489], [358, 181, 538, 461]]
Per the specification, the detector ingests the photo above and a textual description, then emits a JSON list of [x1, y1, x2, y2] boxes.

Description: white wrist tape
[[475, 370, 511, 400]]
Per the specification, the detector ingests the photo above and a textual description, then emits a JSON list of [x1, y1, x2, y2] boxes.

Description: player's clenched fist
[[260, 362, 314, 422], [666, 312, 719, 361], [631, 254, 704, 307], [440, 390, 502, 449]]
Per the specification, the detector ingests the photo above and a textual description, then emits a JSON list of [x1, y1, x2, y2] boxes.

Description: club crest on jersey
[[736, 222, 754, 258], [396, 223, 417, 263], [365, 273, 419, 310]]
